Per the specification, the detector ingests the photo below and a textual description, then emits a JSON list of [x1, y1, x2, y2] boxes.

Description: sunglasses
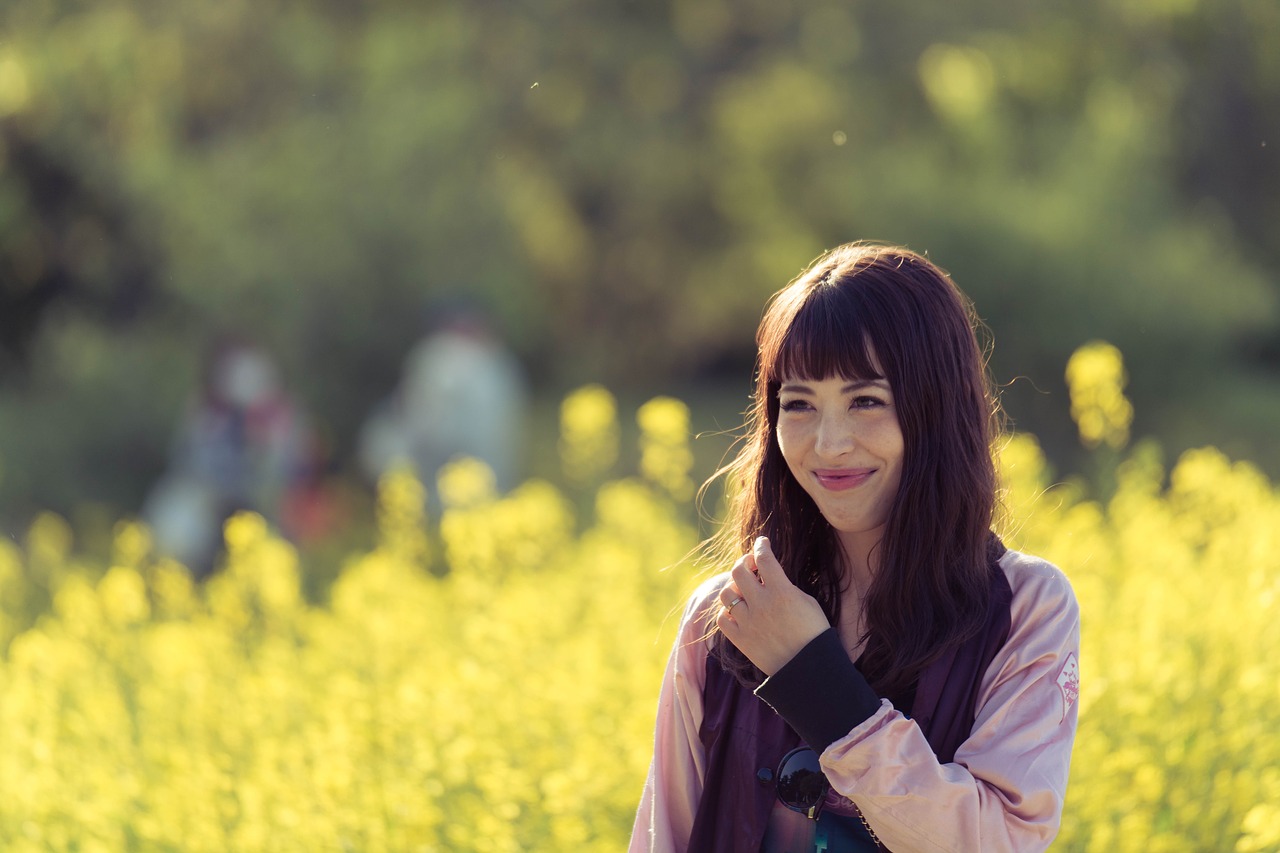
[[775, 746, 831, 820], [775, 748, 887, 849]]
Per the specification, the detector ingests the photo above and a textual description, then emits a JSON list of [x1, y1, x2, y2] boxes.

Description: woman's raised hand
[[715, 536, 831, 676]]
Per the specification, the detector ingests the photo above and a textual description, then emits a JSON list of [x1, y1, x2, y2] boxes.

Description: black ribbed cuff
[[753, 628, 881, 753]]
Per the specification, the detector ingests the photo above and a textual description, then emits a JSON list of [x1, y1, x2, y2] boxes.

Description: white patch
[[1055, 652, 1080, 721]]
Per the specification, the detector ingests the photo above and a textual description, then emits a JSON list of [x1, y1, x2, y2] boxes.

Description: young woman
[[630, 242, 1079, 852]]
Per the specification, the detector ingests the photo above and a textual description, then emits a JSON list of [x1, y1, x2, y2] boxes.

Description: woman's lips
[[813, 468, 875, 491]]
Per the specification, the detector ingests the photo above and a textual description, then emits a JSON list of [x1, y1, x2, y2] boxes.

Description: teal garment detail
[[814, 812, 881, 852], [761, 804, 880, 853]]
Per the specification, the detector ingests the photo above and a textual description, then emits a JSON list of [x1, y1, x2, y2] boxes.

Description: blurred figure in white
[[358, 302, 527, 505], [143, 337, 310, 576]]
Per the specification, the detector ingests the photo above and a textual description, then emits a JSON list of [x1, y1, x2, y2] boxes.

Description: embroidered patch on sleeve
[[1056, 652, 1080, 722]]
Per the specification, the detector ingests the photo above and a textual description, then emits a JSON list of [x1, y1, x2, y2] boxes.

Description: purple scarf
[[688, 563, 1013, 852]]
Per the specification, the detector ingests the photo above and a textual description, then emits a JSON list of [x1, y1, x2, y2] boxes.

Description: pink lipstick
[[813, 468, 875, 491]]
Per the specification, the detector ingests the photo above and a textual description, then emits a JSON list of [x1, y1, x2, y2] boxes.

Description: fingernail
[[754, 536, 768, 554]]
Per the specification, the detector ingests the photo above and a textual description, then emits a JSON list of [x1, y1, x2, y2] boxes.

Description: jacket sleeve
[[628, 577, 723, 853], [780, 555, 1079, 852]]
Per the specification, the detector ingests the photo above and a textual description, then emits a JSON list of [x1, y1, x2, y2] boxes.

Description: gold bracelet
[[854, 803, 885, 849]]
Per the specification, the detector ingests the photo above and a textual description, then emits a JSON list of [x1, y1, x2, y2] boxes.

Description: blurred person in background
[[631, 243, 1079, 852], [143, 337, 312, 576], [357, 299, 527, 507]]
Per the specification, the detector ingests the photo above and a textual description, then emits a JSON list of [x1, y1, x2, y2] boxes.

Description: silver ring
[[727, 596, 743, 612]]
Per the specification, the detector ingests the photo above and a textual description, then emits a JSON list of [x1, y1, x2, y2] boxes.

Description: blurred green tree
[[0, 0, 1276, 523]]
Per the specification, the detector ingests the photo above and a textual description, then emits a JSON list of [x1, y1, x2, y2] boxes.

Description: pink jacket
[[630, 549, 1080, 852]]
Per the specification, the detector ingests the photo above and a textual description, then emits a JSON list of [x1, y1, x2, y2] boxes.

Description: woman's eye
[[851, 396, 885, 409], [779, 399, 811, 412]]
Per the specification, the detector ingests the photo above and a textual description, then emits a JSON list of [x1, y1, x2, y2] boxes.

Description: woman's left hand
[[715, 536, 831, 676]]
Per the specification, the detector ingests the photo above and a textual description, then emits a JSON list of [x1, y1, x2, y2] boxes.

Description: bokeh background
[[2, 0, 1279, 531], [1, 0, 1279, 850]]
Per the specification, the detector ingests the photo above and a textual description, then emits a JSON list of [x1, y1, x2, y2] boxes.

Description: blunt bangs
[[767, 282, 883, 385]]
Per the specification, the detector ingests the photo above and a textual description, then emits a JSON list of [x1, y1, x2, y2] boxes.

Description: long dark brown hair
[[706, 242, 1002, 700]]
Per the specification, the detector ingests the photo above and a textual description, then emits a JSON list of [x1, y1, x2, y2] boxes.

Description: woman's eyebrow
[[842, 379, 890, 393], [777, 378, 890, 394], [777, 382, 813, 394]]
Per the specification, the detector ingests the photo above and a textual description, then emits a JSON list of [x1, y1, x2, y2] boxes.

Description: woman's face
[[775, 366, 905, 561]]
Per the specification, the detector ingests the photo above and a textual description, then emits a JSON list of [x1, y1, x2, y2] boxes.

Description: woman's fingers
[[752, 536, 788, 586], [729, 537, 790, 605], [714, 587, 744, 634], [718, 583, 743, 610], [717, 556, 753, 617], [729, 554, 761, 600], [717, 535, 832, 675]]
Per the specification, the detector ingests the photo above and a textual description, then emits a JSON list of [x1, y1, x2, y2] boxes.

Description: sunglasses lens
[[776, 748, 829, 814]]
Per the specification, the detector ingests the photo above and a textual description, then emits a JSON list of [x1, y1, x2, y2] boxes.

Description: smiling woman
[[775, 374, 904, 581], [630, 242, 1080, 852]]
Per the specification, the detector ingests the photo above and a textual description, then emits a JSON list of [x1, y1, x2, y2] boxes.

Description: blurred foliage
[[1, 373, 1280, 850], [0, 0, 1278, 522]]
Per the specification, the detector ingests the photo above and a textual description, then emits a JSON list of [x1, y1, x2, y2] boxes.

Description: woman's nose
[[814, 412, 855, 458]]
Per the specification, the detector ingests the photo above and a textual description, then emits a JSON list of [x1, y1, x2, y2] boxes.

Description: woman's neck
[[837, 528, 882, 600], [834, 531, 882, 659]]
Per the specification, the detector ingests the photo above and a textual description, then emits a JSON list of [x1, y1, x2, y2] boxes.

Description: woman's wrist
[[754, 628, 882, 753]]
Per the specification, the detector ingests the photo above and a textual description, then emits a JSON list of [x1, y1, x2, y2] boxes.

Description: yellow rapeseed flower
[[376, 464, 430, 567], [438, 456, 499, 508], [559, 384, 619, 485], [1238, 803, 1280, 852], [1, 373, 1278, 851], [224, 510, 269, 555], [0, 538, 25, 646], [111, 520, 152, 568], [148, 559, 196, 620], [637, 396, 695, 501], [1065, 340, 1134, 449], [26, 511, 74, 586], [97, 565, 150, 628]]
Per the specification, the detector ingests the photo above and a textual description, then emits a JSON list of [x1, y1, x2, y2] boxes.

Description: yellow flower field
[[1, 350, 1278, 851]]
